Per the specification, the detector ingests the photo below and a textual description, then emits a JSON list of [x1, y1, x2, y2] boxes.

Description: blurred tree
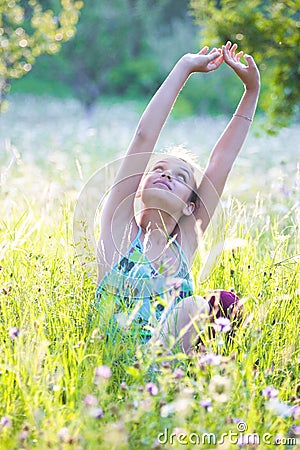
[[190, 0, 300, 132], [0, 0, 83, 112], [12, 0, 248, 119], [31, 0, 196, 111]]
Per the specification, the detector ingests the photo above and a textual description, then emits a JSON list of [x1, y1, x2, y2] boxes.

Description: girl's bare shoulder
[[97, 216, 139, 275]]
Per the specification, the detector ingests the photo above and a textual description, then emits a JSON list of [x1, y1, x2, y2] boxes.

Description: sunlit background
[[0, 3, 299, 448]]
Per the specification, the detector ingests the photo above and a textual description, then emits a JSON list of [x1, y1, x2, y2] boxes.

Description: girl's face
[[138, 157, 196, 217]]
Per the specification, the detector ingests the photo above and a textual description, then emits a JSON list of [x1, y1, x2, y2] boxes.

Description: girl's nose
[[161, 170, 172, 181]]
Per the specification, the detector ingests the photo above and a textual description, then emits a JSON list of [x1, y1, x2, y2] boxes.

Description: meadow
[[0, 94, 299, 449]]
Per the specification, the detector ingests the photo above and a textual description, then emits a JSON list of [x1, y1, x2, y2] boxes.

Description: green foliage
[[109, 58, 161, 98], [174, 64, 244, 118], [8, 1, 260, 119], [190, 0, 300, 132], [22, 0, 197, 109], [0, 0, 82, 111]]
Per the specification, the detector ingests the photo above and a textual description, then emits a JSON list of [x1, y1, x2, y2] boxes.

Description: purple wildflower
[[0, 416, 12, 428], [94, 365, 112, 379], [9, 327, 19, 339], [173, 368, 185, 379], [199, 353, 221, 366], [19, 430, 29, 442], [83, 394, 97, 407], [58, 427, 69, 442], [293, 425, 300, 435], [200, 398, 212, 410], [291, 405, 300, 420], [233, 417, 244, 424], [261, 386, 279, 398], [88, 407, 104, 419], [214, 317, 231, 333], [146, 382, 159, 396]]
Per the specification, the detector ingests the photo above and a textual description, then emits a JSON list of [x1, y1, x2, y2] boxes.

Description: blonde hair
[[164, 145, 199, 165]]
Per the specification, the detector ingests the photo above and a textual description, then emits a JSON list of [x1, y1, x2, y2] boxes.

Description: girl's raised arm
[[195, 41, 260, 233], [100, 48, 223, 227]]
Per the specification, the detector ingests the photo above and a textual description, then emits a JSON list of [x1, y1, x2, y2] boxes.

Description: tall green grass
[[0, 95, 299, 449]]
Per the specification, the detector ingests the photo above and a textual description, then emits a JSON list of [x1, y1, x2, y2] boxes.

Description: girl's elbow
[[132, 127, 147, 144], [135, 122, 156, 143]]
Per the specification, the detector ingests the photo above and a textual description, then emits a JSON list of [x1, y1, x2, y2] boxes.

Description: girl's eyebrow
[[155, 160, 192, 179]]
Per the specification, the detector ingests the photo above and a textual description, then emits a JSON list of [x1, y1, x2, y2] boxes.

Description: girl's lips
[[153, 180, 172, 190]]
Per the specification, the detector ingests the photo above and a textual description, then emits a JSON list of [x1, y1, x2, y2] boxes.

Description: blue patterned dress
[[96, 226, 194, 341]]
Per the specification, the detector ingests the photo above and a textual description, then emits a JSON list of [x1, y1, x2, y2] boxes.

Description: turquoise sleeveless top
[[96, 226, 194, 341]]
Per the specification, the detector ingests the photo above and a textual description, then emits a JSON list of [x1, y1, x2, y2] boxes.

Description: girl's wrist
[[244, 83, 260, 96], [244, 77, 261, 93], [179, 54, 197, 76]]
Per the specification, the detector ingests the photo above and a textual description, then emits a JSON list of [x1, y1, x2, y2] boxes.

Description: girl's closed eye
[[153, 165, 164, 173], [177, 173, 186, 182]]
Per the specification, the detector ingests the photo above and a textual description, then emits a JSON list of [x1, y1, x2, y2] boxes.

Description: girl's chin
[[141, 200, 185, 214]]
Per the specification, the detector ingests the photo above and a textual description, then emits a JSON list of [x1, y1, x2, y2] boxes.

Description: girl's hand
[[183, 46, 223, 74], [222, 41, 260, 91]]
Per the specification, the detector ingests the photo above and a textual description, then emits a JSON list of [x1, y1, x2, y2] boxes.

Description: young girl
[[96, 41, 260, 353]]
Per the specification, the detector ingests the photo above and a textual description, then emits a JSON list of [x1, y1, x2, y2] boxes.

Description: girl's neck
[[138, 209, 178, 243]]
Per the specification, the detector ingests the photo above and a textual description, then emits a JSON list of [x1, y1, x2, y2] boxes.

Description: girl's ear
[[182, 202, 195, 216], [135, 186, 142, 199]]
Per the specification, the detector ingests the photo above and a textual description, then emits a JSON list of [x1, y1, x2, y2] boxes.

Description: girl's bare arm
[[194, 41, 260, 233], [101, 48, 223, 227]]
